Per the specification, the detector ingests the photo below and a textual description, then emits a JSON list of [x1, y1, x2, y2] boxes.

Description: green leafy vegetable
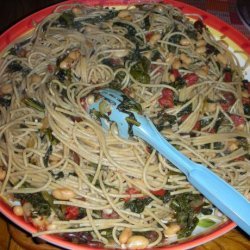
[[0, 95, 12, 107], [198, 218, 216, 228], [170, 193, 203, 238], [43, 145, 52, 168], [23, 98, 45, 112], [84, 10, 118, 24], [58, 11, 75, 28], [15, 191, 51, 217], [124, 197, 153, 213], [130, 56, 151, 85]]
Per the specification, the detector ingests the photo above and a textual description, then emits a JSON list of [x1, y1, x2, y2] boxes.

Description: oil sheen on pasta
[[0, 2, 249, 249]]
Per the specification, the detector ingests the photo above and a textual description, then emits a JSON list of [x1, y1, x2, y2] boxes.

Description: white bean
[[0, 167, 6, 181], [172, 59, 181, 69], [195, 46, 206, 54], [180, 53, 191, 65], [30, 74, 42, 84], [68, 50, 81, 60], [164, 223, 181, 236], [126, 235, 149, 249], [0, 84, 13, 95], [13, 206, 24, 216], [52, 188, 75, 200], [149, 33, 161, 46], [23, 202, 33, 217], [72, 7, 82, 15], [118, 10, 130, 19], [216, 53, 228, 65], [86, 95, 95, 105], [180, 38, 190, 46], [119, 228, 132, 244], [196, 39, 206, 47]]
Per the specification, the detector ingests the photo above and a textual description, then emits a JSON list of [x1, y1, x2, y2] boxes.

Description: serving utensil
[[88, 88, 250, 235]]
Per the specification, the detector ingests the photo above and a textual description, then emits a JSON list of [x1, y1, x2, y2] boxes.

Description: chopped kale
[[194, 19, 205, 33], [50, 171, 64, 180], [84, 10, 118, 24], [200, 117, 213, 128], [109, 71, 126, 90], [206, 44, 219, 55], [114, 21, 142, 45], [177, 103, 192, 117], [7, 61, 23, 72], [58, 11, 75, 28], [244, 103, 250, 117], [56, 69, 72, 83], [43, 145, 53, 168], [213, 142, 223, 150], [151, 50, 161, 61], [213, 112, 224, 132], [15, 191, 51, 217], [156, 112, 177, 131], [185, 28, 197, 40], [7, 61, 30, 75], [201, 207, 213, 215], [130, 56, 151, 85], [170, 193, 203, 238], [23, 98, 45, 112], [143, 15, 150, 30], [124, 197, 153, 213], [168, 34, 182, 53], [0, 94, 12, 107], [44, 128, 59, 145]]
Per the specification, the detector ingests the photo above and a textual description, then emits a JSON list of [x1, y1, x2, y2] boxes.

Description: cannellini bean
[[23, 202, 33, 217], [172, 59, 181, 69], [169, 74, 175, 82], [195, 46, 206, 54], [205, 102, 217, 113], [59, 57, 74, 70], [30, 74, 42, 84], [143, 51, 152, 60], [0, 83, 13, 95], [227, 140, 238, 152], [180, 53, 192, 65], [242, 90, 249, 98], [149, 33, 161, 46], [0, 167, 6, 181], [31, 216, 48, 230], [52, 188, 75, 200], [164, 223, 181, 236], [68, 50, 81, 60], [47, 223, 58, 231], [216, 53, 228, 65], [72, 7, 82, 15], [126, 235, 149, 249], [196, 39, 206, 47], [118, 10, 130, 19], [165, 52, 174, 62], [112, 49, 129, 58], [86, 94, 95, 105], [236, 123, 245, 131], [180, 38, 190, 46], [13, 206, 24, 216], [119, 228, 133, 244]]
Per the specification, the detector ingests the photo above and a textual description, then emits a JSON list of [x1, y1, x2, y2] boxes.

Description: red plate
[[0, 1, 249, 249]]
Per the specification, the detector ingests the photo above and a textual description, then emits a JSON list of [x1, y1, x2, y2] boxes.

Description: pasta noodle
[[0, 2, 249, 248]]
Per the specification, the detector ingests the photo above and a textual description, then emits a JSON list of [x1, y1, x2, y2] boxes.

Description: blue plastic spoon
[[88, 88, 250, 235]]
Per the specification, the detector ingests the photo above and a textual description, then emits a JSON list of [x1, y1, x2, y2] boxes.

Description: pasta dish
[[0, 2, 249, 249]]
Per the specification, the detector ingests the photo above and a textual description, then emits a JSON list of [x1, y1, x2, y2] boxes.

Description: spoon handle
[[133, 115, 250, 235]]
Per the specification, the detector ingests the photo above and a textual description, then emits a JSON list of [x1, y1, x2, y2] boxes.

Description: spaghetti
[[0, 2, 249, 249]]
